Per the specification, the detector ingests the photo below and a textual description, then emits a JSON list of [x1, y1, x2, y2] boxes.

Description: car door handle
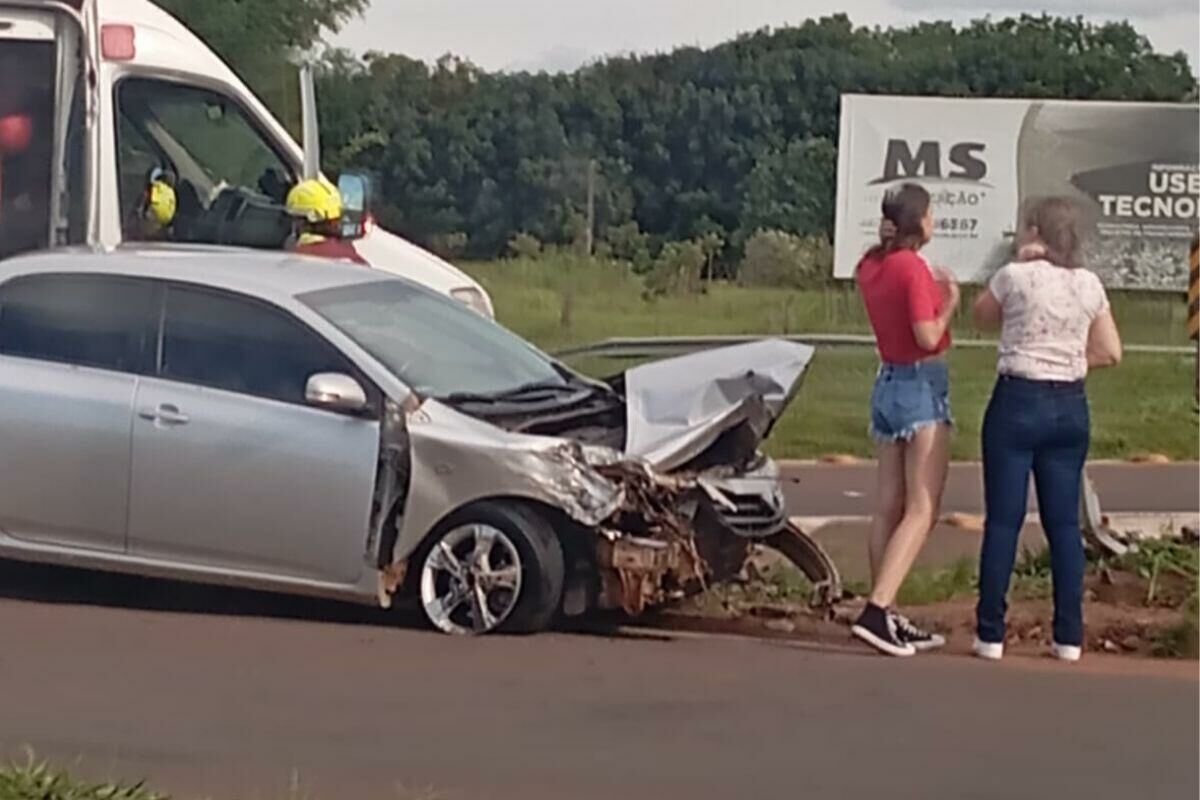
[[138, 404, 190, 426]]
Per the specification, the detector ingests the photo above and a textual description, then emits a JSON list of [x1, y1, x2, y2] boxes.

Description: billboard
[[833, 95, 1200, 290]]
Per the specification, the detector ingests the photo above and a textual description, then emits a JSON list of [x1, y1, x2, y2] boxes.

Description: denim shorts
[[869, 360, 954, 443]]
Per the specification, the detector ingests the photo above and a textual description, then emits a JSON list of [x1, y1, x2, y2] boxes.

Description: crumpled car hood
[[622, 339, 815, 471]]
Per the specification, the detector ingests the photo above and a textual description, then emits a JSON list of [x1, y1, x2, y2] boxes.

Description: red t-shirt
[[856, 249, 950, 364], [294, 238, 369, 266]]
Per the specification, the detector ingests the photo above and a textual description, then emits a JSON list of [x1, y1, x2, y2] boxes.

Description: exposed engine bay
[[374, 339, 842, 620]]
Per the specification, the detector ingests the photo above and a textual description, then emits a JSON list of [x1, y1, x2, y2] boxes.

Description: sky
[[334, 0, 1200, 74]]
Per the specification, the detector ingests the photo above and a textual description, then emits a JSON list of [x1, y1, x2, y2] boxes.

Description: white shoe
[[973, 638, 1004, 660], [1052, 643, 1082, 662]]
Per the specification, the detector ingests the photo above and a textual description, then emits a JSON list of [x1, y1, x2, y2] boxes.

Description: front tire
[[417, 502, 564, 635]]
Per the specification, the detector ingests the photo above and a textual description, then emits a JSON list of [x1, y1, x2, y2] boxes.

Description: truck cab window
[[115, 78, 296, 249]]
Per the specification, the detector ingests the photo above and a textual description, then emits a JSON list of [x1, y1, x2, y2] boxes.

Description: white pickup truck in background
[[0, 0, 494, 316]]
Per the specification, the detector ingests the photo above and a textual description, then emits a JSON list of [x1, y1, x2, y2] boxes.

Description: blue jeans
[[977, 376, 1090, 647], [869, 361, 953, 443]]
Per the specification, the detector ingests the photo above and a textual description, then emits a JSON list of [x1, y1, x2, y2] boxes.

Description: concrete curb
[[789, 513, 1200, 540]]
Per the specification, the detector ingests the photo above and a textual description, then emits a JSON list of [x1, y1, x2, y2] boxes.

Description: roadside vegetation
[[0, 757, 164, 800], [464, 253, 1199, 462], [746, 551, 1053, 610], [0, 755, 443, 800], [1112, 538, 1200, 657], [166, 5, 1196, 271], [705, 534, 1199, 659]]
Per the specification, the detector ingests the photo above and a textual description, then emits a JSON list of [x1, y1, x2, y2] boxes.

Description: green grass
[[0, 756, 444, 800], [844, 558, 981, 605], [833, 555, 1055, 606], [1113, 539, 1200, 658], [1107, 536, 1200, 610], [467, 256, 1195, 351], [0, 756, 164, 800], [769, 347, 1198, 461], [464, 256, 1200, 461], [839, 540, 1194, 610], [1011, 548, 1055, 601], [894, 558, 979, 605]]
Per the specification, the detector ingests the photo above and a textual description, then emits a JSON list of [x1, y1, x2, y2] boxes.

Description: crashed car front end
[[377, 338, 837, 619]]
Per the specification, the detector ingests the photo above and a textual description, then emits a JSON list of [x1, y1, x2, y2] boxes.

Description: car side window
[[0, 274, 156, 373], [160, 285, 364, 408]]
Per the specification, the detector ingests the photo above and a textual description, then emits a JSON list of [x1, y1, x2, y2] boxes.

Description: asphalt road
[[781, 462, 1200, 517], [2, 464, 1197, 798], [0, 562, 1196, 800]]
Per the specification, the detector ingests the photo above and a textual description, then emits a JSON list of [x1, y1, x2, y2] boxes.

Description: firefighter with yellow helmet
[[131, 167, 177, 240], [286, 176, 366, 264]]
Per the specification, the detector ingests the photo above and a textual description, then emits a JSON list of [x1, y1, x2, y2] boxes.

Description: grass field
[[464, 256, 1199, 461]]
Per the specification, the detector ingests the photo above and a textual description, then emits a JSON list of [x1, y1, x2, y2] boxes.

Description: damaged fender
[[386, 400, 625, 573]]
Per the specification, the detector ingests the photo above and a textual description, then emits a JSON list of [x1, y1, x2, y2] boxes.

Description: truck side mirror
[[338, 172, 373, 241]]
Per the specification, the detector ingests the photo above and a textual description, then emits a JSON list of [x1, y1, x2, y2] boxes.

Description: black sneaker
[[891, 612, 946, 652], [851, 603, 916, 657]]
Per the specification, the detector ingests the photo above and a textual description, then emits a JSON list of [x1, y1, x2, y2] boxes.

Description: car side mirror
[[305, 372, 368, 414], [338, 172, 373, 241]]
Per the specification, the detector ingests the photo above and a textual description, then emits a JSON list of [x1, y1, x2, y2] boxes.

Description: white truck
[[0, 0, 494, 316]]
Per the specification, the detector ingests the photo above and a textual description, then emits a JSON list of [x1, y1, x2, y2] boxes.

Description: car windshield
[[299, 280, 566, 399]]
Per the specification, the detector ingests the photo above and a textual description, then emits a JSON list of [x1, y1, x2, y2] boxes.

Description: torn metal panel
[[368, 399, 410, 562], [588, 461, 840, 615], [596, 536, 685, 615], [1080, 472, 1130, 557], [622, 339, 815, 471], [588, 462, 743, 616], [763, 522, 843, 608], [389, 401, 625, 567], [369, 398, 414, 609]]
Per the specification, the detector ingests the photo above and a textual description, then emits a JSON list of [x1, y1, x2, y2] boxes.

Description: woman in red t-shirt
[[850, 183, 961, 657]]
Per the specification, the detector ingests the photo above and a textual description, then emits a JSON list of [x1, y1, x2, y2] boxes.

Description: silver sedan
[[0, 246, 834, 634]]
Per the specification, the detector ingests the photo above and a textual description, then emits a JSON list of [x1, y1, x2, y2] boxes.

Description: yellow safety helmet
[[145, 169, 177, 228], [287, 177, 343, 224]]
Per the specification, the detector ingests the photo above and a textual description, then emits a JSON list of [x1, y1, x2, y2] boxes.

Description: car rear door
[[126, 283, 379, 584], [0, 272, 156, 552]]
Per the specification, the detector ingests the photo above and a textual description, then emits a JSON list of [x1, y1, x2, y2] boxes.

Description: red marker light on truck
[[101, 24, 136, 61]]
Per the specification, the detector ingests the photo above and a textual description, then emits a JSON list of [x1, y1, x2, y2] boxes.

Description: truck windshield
[[299, 280, 566, 399]]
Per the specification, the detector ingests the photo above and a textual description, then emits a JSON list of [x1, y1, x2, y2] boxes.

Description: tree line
[[159, 2, 1198, 273]]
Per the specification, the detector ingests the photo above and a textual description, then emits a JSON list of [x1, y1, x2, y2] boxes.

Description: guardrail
[[554, 334, 1195, 361]]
